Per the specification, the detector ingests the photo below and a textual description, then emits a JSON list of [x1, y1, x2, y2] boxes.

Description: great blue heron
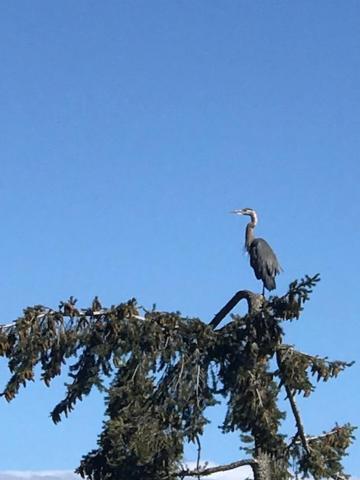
[[231, 208, 282, 295]]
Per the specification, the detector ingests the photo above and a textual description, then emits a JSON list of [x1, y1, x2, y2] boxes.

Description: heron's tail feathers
[[264, 275, 276, 291]]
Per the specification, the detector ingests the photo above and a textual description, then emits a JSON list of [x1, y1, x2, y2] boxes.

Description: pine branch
[[276, 344, 354, 393], [289, 425, 351, 448], [278, 344, 354, 369], [0, 308, 146, 331]]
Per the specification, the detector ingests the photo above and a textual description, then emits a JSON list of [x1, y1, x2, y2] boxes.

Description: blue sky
[[0, 0, 359, 477]]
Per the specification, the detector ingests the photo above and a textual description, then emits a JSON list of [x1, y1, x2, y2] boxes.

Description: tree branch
[[291, 425, 348, 446], [2, 290, 262, 333], [284, 384, 310, 455], [278, 344, 354, 367], [177, 458, 256, 478], [0, 308, 146, 331], [209, 290, 264, 329], [276, 350, 310, 455], [195, 434, 201, 475]]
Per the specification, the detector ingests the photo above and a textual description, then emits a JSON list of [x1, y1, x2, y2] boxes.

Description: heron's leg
[[262, 285, 265, 297]]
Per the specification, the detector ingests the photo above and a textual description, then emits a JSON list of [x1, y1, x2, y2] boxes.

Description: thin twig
[[175, 355, 185, 389], [131, 363, 140, 382]]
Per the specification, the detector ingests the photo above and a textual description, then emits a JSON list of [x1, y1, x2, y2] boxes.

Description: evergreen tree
[[0, 275, 355, 479]]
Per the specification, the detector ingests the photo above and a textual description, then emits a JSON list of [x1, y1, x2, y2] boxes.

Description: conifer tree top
[[0, 275, 355, 479]]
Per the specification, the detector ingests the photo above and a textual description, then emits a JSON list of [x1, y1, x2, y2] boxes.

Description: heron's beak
[[230, 209, 244, 215]]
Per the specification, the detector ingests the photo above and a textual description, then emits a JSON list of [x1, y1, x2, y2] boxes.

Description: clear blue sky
[[0, 0, 359, 476]]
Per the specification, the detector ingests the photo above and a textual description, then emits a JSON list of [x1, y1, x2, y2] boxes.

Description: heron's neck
[[245, 214, 257, 251]]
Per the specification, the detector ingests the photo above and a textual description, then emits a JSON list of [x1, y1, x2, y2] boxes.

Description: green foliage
[[276, 346, 353, 397], [77, 358, 184, 480], [293, 424, 356, 479], [0, 274, 356, 480], [216, 312, 286, 455]]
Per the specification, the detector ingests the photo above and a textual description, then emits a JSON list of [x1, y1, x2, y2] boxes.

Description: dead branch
[[177, 458, 256, 478], [209, 290, 264, 329]]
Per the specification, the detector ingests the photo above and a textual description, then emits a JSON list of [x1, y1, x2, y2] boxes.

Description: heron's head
[[230, 208, 258, 224], [231, 207, 256, 216]]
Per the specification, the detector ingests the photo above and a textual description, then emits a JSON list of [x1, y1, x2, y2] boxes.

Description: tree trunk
[[252, 451, 272, 480]]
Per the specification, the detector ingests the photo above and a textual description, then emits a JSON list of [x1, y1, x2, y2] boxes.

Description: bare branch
[[276, 350, 310, 455], [195, 435, 201, 474], [178, 458, 256, 478], [284, 384, 310, 455], [209, 290, 264, 329]]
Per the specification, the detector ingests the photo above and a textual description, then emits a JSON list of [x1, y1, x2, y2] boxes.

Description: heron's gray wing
[[249, 238, 281, 290], [249, 241, 263, 280], [266, 252, 282, 276]]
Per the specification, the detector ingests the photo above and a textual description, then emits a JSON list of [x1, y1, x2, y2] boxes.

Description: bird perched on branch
[[92, 296, 102, 312], [231, 208, 282, 295]]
